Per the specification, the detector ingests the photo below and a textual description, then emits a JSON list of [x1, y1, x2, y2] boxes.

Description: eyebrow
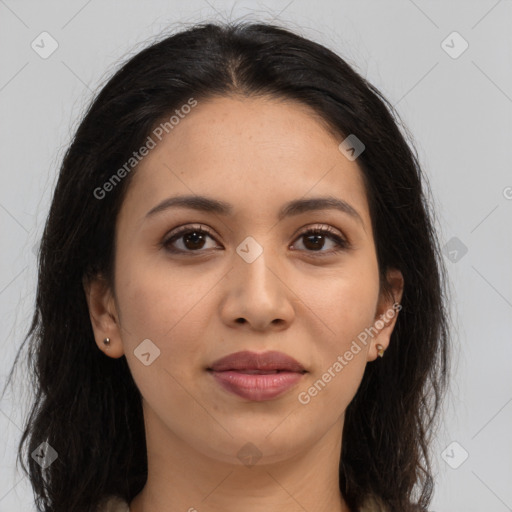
[[145, 194, 364, 225]]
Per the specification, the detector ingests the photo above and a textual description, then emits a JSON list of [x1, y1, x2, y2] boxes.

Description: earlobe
[[82, 274, 125, 358], [369, 268, 404, 361]]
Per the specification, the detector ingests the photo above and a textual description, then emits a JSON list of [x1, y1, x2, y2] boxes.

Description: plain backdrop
[[1, 1, 511, 511]]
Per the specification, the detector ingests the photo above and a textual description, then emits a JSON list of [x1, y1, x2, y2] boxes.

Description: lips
[[208, 350, 306, 373], [208, 350, 306, 401]]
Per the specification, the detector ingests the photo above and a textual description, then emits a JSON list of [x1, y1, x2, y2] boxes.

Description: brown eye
[[161, 224, 349, 256], [181, 231, 207, 250], [163, 226, 219, 254], [291, 227, 349, 255]]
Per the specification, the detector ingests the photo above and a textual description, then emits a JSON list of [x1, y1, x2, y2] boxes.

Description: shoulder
[[359, 495, 425, 512], [359, 495, 390, 512], [96, 496, 130, 512]]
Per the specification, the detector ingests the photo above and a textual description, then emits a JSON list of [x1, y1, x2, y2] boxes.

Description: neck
[[129, 402, 351, 512]]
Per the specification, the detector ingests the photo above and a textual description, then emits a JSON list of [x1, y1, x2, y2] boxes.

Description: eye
[[162, 224, 220, 254], [290, 225, 349, 255], [161, 224, 350, 256]]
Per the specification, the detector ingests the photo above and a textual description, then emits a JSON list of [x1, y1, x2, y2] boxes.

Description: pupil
[[185, 232, 204, 249], [305, 234, 323, 250]]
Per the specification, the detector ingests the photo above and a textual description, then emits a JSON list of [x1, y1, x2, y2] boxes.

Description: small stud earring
[[376, 344, 385, 358], [103, 337, 110, 346]]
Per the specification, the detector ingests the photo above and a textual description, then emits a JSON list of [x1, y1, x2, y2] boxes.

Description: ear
[[82, 274, 125, 359], [368, 268, 404, 361]]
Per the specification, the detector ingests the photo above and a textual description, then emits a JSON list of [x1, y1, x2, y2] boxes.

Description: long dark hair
[[4, 21, 450, 512]]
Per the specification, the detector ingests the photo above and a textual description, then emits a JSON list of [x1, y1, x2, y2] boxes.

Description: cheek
[[295, 256, 379, 407], [298, 255, 380, 348], [114, 254, 218, 362], [297, 277, 377, 416], [115, 258, 212, 414]]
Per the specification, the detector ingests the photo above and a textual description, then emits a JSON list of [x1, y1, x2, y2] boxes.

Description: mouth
[[207, 350, 307, 401], [208, 350, 306, 373], [225, 369, 289, 374]]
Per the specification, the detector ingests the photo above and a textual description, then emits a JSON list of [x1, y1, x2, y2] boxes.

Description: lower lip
[[209, 370, 305, 401]]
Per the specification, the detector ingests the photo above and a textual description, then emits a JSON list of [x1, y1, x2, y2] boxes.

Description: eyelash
[[161, 224, 350, 257]]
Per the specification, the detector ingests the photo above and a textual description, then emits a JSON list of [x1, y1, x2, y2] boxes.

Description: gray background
[[1, 1, 511, 510]]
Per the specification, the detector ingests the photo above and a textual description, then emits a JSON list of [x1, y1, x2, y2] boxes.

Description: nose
[[219, 243, 295, 332]]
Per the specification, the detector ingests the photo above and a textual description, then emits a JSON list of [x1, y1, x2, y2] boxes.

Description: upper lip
[[208, 350, 306, 373]]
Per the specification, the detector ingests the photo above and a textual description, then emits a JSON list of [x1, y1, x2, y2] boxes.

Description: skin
[[84, 95, 403, 512]]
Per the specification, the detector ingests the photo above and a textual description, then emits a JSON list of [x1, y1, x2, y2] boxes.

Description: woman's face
[[87, 95, 403, 465]]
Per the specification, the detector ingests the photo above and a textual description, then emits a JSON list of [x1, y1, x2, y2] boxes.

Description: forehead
[[120, 95, 371, 228]]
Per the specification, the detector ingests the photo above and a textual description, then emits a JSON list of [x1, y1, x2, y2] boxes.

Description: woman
[[7, 21, 450, 512]]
